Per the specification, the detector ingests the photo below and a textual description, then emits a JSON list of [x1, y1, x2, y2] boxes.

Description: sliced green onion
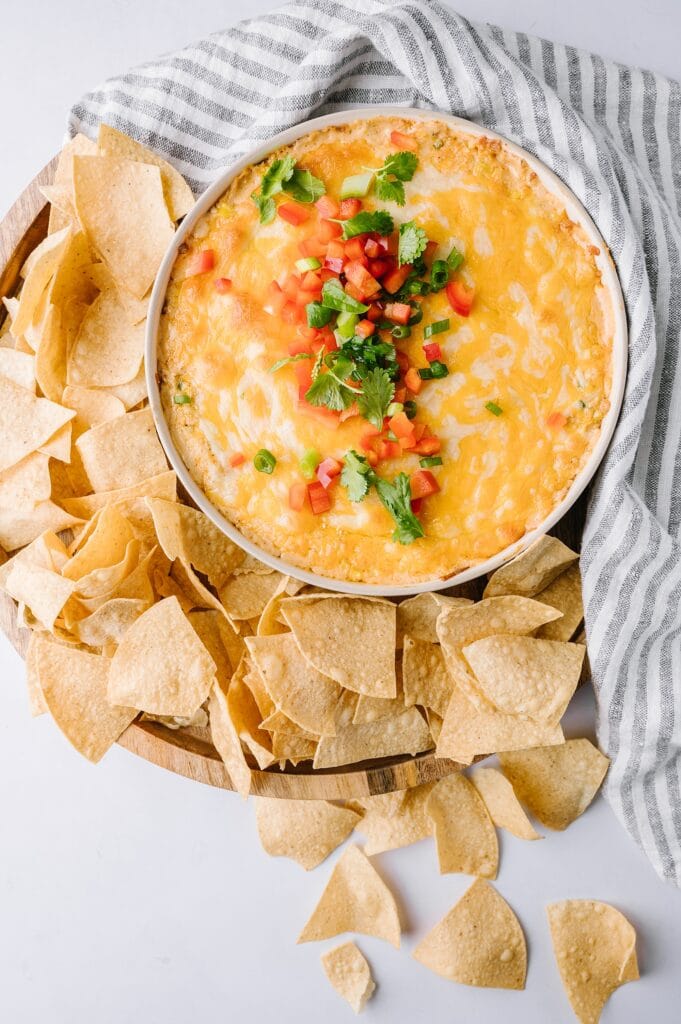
[[254, 449, 277, 474], [406, 279, 430, 295], [339, 172, 374, 199], [299, 448, 320, 480], [446, 246, 464, 272], [296, 256, 321, 273], [336, 311, 359, 339], [430, 259, 449, 290], [418, 367, 434, 380], [391, 325, 411, 340], [420, 455, 443, 468], [404, 400, 417, 419], [386, 402, 404, 417], [306, 301, 333, 328], [424, 318, 450, 338], [430, 360, 449, 379], [485, 401, 503, 416], [408, 305, 423, 326], [173, 393, 191, 405]]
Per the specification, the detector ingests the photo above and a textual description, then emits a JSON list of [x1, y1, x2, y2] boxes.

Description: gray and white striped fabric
[[68, 0, 681, 885]]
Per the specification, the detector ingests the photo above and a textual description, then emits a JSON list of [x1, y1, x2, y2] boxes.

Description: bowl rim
[[145, 105, 628, 598]]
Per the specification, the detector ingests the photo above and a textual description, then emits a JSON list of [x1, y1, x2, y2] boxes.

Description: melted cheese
[[158, 117, 612, 585]]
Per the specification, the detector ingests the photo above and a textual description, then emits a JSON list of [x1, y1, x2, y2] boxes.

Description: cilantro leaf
[[375, 177, 406, 206], [321, 278, 369, 314], [356, 368, 395, 430], [282, 168, 326, 204], [383, 151, 418, 181], [260, 155, 296, 198], [305, 371, 356, 411], [398, 221, 429, 266], [341, 210, 394, 240], [251, 193, 275, 225], [269, 353, 313, 373], [374, 473, 425, 544], [340, 450, 376, 502]]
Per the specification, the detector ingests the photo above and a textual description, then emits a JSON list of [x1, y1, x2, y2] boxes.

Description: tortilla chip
[[484, 534, 579, 598], [25, 633, 48, 716], [208, 678, 251, 797], [462, 636, 584, 724], [436, 680, 566, 765], [227, 656, 276, 769], [281, 595, 396, 699], [255, 798, 360, 870], [0, 452, 51, 508], [352, 691, 401, 725], [535, 563, 584, 641], [426, 773, 498, 877], [403, 637, 453, 717], [0, 500, 82, 552], [314, 706, 431, 769], [68, 287, 145, 387], [498, 739, 609, 830], [357, 782, 435, 855], [321, 942, 376, 1013], [38, 423, 72, 463], [62, 504, 134, 580], [547, 901, 638, 1023], [3, 560, 75, 632], [76, 408, 167, 493], [218, 569, 283, 621], [73, 155, 174, 299], [100, 362, 148, 408], [33, 634, 137, 762], [97, 123, 194, 221], [74, 597, 149, 646], [413, 879, 526, 989], [0, 350, 36, 391], [246, 633, 342, 735], [147, 498, 244, 588], [108, 596, 216, 716], [271, 733, 317, 765], [62, 385, 126, 436], [297, 844, 400, 948], [0, 376, 75, 473], [397, 592, 472, 646], [53, 133, 99, 190], [12, 227, 71, 338], [470, 767, 541, 841], [186, 609, 235, 687], [60, 469, 176, 523]]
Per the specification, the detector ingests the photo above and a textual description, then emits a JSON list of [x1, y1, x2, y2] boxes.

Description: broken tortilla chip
[[357, 782, 435, 855], [297, 844, 400, 948], [321, 942, 376, 1013], [255, 798, 360, 870], [484, 534, 579, 598], [470, 767, 541, 841], [426, 773, 499, 878], [414, 879, 526, 990], [547, 900, 638, 1024], [498, 739, 609, 830]]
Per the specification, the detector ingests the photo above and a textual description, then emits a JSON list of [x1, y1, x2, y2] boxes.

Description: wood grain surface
[[0, 159, 586, 800]]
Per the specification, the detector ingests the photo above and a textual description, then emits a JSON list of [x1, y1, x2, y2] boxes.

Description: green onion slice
[[423, 318, 450, 338], [485, 401, 503, 416], [254, 449, 277, 473]]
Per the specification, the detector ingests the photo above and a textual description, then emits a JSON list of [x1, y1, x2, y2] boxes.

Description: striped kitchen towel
[[68, 0, 681, 884]]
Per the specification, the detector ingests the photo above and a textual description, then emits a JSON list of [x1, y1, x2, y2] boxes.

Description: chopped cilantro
[[341, 210, 394, 240], [282, 168, 326, 204], [251, 155, 298, 223], [374, 151, 418, 206], [304, 356, 358, 411], [251, 193, 275, 225], [398, 220, 428, 266], [374, 473, 425, 544], [320, 278, 369, 314], [269, 352, 313, 373], [340, 450, 376, 502], [356, 368, 395, 430]]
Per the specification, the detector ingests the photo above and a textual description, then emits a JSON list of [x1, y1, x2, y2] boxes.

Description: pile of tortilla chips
[[0, 130, 638, 1021]]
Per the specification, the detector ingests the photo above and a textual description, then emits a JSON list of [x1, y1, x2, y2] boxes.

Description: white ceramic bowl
[[146, 107, 628, 598]]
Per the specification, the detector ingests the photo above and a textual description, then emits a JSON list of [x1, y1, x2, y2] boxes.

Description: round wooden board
[[0, 157, 586, 800]]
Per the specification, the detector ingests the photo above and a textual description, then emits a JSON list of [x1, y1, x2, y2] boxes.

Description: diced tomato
[[326, 239, 346, 260], [229, 452, 245, 468], [364, 238, 382, 259], [282, 273, 301, 300], [368, 258, 392, 279], [390, 130, 417, 152], [266, 280, 287, 316], [384, 302, 412, 325], [411, 498, 423, 515], [338, 198, 362, 219], [383, 234, 399, 256], [383, 264, 413, 294], [344, 281, 369, 303], [315, 195, 340, 219], [339, 402, 360, 424], [410, 469, 440, 499], [395, 351, 410, 374], [366, 450, 379, 467], [404, 367, 423, 394], [324, 256, 345, 274], [302, 270, 323, 292], [377, 439, 402, 461], [359, 425, 381, 451], [288, 337, 313, 356], [413, 435, 442, 456], [317, 457, 343, 489], [294, 360, 313, 397], [446, 279, 475, 317], [298, 402, 340, 429], [308, 480, 332, 514], [282, 300, 301, 325], [355, 319, 375, 339], [184, 249, 215, 276], [278, 201, 310, 226], [316, 326, 337, 350], [389, 411, 416, 439], [298, 236, 326, 258], [214, 277, 231, 293], [288, 482, 308, 511], [399, 434, 417, 452], [423, 240, 438, 266], [295, 289, 320, 307], [394, 386, 407, 404], [366, 302, 384, 323], [547, 411, 568, 429], [412, 421, 427, 441], [318, 219, 343, 243], [344, 237, 368, 261], [344, 260, 381, 296], [423, 342, 442, 362]]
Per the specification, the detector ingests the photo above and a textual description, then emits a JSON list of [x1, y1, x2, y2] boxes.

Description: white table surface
[[1, 3, 680, 1022]]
